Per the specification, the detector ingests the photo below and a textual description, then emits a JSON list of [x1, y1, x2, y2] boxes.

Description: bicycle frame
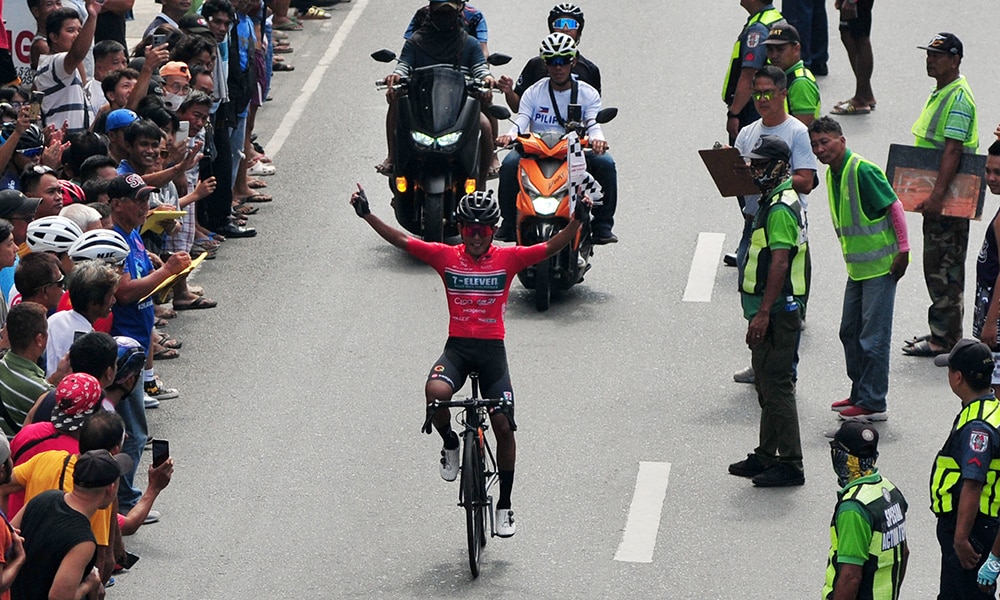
[[422, 374, 510, 577]]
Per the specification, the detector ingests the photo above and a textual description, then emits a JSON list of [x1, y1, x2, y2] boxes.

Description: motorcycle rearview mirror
[[371, 49, 397, 63], [486, 105, 511, 121], [595, 107, 619, 124], [487, 53, 512, 66]]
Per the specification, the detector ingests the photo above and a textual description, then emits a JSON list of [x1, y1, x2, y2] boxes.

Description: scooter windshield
[[408, 66, 467, 134]]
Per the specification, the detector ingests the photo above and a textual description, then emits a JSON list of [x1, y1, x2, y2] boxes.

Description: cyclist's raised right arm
[[351, 185, 410, 249]]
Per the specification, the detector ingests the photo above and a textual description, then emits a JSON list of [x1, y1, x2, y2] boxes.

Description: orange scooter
[[511, 107, 617, 311]]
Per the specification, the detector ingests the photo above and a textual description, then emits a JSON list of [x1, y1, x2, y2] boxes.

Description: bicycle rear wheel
[[463, 433, 484, 577]]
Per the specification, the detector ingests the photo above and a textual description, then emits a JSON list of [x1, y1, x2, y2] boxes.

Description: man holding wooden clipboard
[[902, 33, 978, 358]]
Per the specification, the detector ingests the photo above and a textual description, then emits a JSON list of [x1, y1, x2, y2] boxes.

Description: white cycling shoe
[[439, 445, 459, 482], [496, 508, 515, 538]]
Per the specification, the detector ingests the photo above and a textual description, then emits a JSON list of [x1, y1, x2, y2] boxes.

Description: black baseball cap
[[745, 135, 791, 162], [73, 450, 133, 488], [832, 422, 879, 458], [0, 189, 40, 219], [935, 338, 994, 385], [918, 32, 963, 58], [763, 23, 800, 46]]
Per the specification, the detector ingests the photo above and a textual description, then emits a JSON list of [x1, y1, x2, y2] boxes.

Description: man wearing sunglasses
[[496, 32, 617, 245], [351, 187, 586, 538], [497, 3, 600, 113]]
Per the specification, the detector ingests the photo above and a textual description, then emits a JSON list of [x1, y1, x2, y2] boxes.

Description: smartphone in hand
[[151, 439, 169, 468]]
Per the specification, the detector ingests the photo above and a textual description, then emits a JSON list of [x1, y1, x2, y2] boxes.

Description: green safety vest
[[823, 475, 908, 600], [722, 7, 783, 103], [929, 397, 1000, 516], [740, 178, 810, 298], [828, 153, 899, 281], [784, 64, 819, 118], [911, 76, 978, 152]]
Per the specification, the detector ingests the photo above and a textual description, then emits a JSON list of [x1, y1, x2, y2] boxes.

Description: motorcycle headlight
[[532, 196, 560, 216], [436, 131, 462, 148], [410, 131, 435, 147]]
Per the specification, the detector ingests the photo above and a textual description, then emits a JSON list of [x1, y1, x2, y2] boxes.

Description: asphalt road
[[112, 1, 1000, 598]]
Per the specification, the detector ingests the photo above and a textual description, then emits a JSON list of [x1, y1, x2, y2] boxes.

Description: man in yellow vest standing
[[903, 33, 978, 358], [728, 135, 810, 487], [930, 339, 1000, 598], [823, 422, 909, 600], [721, 0, 784, 267], [808, 116, 909, 422], [763, 24, 820, 127]]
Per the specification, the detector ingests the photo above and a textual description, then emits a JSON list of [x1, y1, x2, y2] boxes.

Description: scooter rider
[[496, 33, 618, 245], [497, 3, 601, 111], [350, 186, 588, 539], [378, 0, 496, 181]]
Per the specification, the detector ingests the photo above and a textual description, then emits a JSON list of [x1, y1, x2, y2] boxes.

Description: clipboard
[[699, 147, 758, 197], [885, 143, 986, 220], [141, 210, 187, 235], [140, 252, 208, 304]]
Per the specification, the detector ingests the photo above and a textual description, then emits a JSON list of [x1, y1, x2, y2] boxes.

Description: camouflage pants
[[922, 215, 969, 348]]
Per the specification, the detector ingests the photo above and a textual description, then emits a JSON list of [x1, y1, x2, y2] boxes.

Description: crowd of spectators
[[0, 0, 343, 593]]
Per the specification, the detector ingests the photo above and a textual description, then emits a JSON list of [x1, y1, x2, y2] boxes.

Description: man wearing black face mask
[[823, 422, 909, 599], [377, 0, 495, 179]]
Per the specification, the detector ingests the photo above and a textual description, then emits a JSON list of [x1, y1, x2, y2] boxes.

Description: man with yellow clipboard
[[108, 173, 190, 516]]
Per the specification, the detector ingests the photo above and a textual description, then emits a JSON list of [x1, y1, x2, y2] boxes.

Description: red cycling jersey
[[407, 239, 548, 340]]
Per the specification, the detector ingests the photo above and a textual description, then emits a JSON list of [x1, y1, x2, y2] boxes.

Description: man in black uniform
[[930, 339, 1000, 599]]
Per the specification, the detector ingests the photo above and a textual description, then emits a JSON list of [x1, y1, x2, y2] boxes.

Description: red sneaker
[[831, 398, 853, 412], [838, 405, 888, 422]]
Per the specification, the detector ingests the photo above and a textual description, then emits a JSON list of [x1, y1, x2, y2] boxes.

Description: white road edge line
[[614, 461, 671, 564], [263, 0, 369, 159], [682, 232, 726, 303]]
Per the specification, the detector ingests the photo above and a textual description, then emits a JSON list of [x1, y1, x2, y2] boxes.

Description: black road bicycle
[[422, 373, 510, 578]]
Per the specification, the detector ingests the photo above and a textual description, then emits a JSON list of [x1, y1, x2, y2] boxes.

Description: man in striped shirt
[[0, 302, 55, 435]]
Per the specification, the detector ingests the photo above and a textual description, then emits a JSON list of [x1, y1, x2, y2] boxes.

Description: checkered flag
[[567, 132, 604, 213], [577, 172, 603, 205]]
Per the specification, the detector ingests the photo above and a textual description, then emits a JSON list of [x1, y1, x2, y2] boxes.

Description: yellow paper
[[140, 210, 187, 235], [140, 252, 209, 304]]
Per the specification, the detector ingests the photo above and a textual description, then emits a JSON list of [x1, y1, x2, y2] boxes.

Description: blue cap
[[106, 109, 139, 132]]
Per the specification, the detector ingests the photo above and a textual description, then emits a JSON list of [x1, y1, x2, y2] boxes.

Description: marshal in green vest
[[912, 75, 978, 153], [930, 397, 1000, 516], [823, 472, 908, 600], [827, 152, 899, 281], [721, 7, 783, 103]]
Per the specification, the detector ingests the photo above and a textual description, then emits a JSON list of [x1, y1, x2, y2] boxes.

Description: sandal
[[155, 332, 182, 349], [272, 62, 295, 72], [830, 102, 872, 116], [248, 178, 268, 189], [901, 339, 949, 357], [241, 193, 272, 203], [248, 163, 276, 176], [274, 19, 303, 30], [297, 6, 332, 19], [233, 204, 260, 215], [174, 296, 218, 310], [153, 345, 180, 360]]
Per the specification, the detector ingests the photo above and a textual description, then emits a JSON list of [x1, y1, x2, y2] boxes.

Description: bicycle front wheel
[[463, 433, 484, 577]]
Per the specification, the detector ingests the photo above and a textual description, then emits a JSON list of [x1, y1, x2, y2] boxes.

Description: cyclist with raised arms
[[350, 186, 587, 538]]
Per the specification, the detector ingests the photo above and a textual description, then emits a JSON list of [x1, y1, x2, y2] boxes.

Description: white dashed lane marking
[[614, 461, 672, 563], [682, 232, 725, 303]]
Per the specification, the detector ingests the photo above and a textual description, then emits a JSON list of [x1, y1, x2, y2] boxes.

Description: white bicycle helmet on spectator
[[539, 32, 577, 60], [26, 216, 83, 254], [68, 229, 130, 264]]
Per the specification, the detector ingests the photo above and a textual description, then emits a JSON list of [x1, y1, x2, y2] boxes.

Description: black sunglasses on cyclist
[[544, 56, 572, 67], [552, 17, 579, 30]]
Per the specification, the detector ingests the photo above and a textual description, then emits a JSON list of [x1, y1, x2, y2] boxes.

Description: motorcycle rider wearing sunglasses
[[350, 186, 588, 538]]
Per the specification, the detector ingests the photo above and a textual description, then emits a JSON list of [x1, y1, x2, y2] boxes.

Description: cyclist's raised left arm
[[351, 185, 410, 249]]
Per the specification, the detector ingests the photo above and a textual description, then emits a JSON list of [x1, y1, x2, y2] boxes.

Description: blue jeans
[[781, 0, 829, 68], [498, 149, 618, 234], [840, 273, 896, 412], [116, 376, 147, 511]]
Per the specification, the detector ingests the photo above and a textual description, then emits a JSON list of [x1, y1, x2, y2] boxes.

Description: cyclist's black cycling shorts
[[428, 337, 517, 430]]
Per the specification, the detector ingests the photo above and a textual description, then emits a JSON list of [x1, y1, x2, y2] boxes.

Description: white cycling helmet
[[539, 32, 577, 60], [68, 229, 130, 265], [26, 216, 84, 254]]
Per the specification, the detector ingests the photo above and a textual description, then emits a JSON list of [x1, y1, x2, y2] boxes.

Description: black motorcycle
[[373, 50, 510, 242]]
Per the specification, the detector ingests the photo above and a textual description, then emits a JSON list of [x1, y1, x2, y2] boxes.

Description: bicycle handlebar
[[421, 398, 512, 434]]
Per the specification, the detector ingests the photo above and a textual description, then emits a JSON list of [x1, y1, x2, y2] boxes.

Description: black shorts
[[428, 337, 516, 430], [839, 0, 873, 38]]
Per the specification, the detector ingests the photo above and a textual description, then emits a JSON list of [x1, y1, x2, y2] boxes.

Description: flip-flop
[[153, 346, 180, 360], [830, 102, 872, 116], [174, 296, 218, 310], [274, 20, 303, 31], [903, 334, 931, 347], [248, 179, 268, 189], [901, 339, 949, 357], [241, 193, 272, 203], [297, 6, 332, 19], [233, 204, 260, 215]]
